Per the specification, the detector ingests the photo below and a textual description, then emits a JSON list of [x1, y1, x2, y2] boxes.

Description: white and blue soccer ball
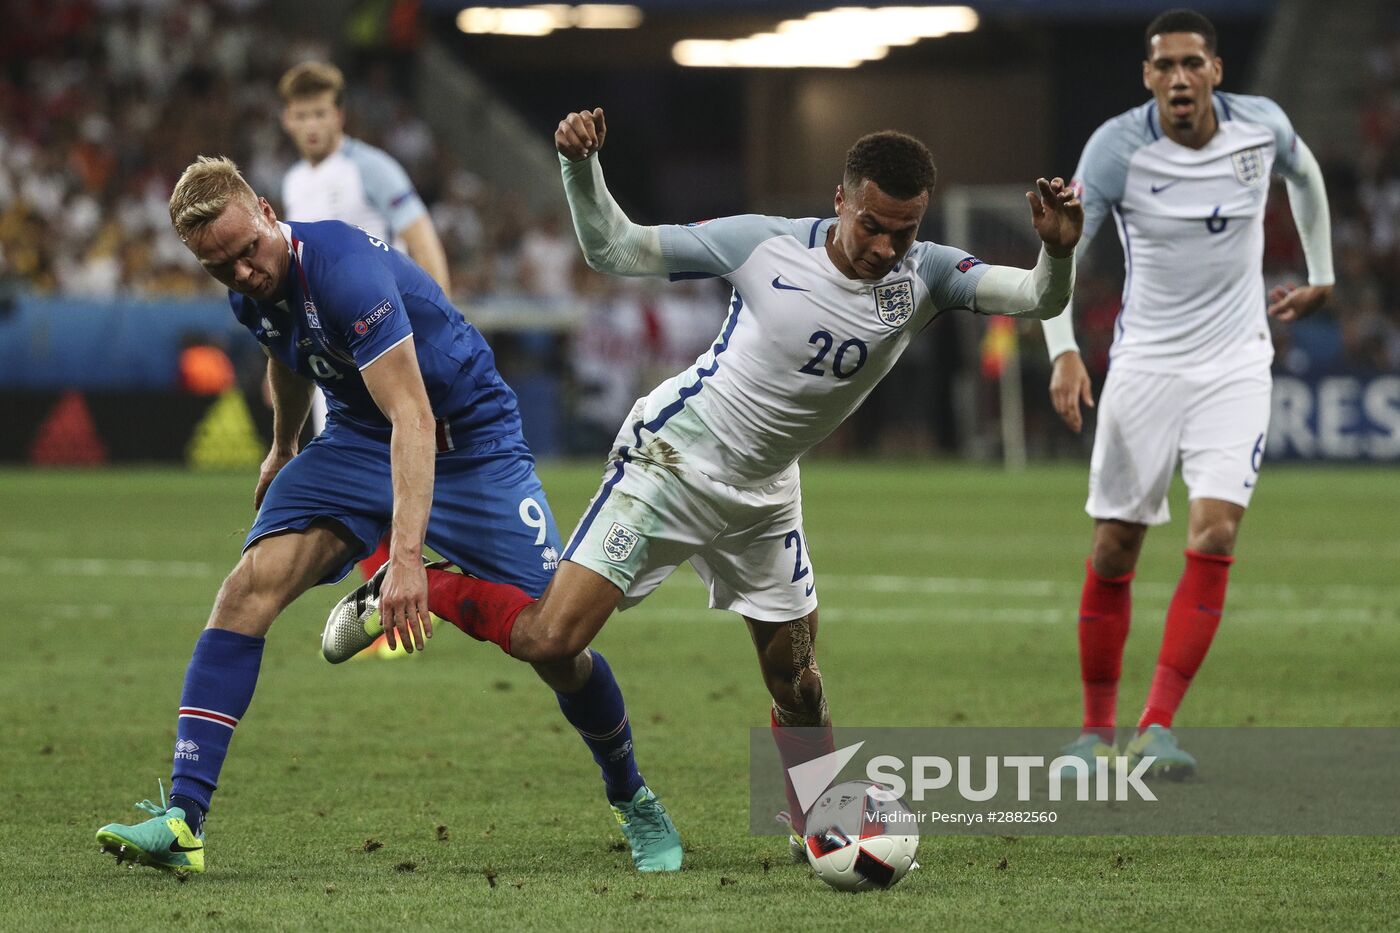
[[804, 780, 920, 892]]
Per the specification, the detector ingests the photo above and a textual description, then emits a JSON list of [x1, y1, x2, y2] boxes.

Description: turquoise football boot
[[610, 786, 683, 872], [96, 781, 205, 875], [1056, 733, 1121, 781], [1126, 725, 1197, 780]]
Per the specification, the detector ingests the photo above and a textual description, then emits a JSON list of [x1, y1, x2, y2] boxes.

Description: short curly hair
[[843, 131, 937, 200], [1145, 9, 1217, 57]]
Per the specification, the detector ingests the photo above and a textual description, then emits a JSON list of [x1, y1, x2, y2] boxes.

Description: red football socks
[[1139, 549, 1233, 731], [425, 567, 535, 655], [770, 709, 835, 836], [358, 536, 392, 580], [1078, 558, 1134, 743]]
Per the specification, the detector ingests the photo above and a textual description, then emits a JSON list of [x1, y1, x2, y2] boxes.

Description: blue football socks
[[169, 628, 265, 825], [555, 651, 645, 803]]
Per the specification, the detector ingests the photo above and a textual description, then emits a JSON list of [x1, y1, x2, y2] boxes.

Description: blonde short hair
[[278, 61, 345, 106], [169, 155, 258, 241]]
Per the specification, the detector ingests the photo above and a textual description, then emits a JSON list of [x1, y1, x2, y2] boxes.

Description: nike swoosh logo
[[805, 583, 816, 597], [1150, 180, 1181, 194], [1243, 479, 1255, 488], [772, 275, 809, 292], [169, 839, 203, 853]]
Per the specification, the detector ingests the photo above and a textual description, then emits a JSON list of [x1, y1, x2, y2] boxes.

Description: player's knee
[[1091, 528, 1144, 577], [1189, 519, 1238, 556], [765, 662, 826, 722], [772, 673, 828, 727], [522, 616, 592, 662], [209, 561, 280, 635]]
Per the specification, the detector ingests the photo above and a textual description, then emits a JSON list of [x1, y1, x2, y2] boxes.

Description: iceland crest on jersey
[[873, 279, 915, 327], [602, 522, 640, 562], [303, 300, 321, 329], [1231, 147, 1266, 186]]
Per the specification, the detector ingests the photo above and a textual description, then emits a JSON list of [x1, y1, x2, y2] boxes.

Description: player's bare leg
[[327, 558, 621, 662], [1185, 497, 1244, 557], [748, 610, 833, 855], [209, 521, 360, 636], [97, 521, 357, 873], [508, 561, 622, 661], [1090, 518, 1148, 579]]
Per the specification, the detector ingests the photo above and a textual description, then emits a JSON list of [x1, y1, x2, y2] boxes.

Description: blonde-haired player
[[279, 62, 452, 652]]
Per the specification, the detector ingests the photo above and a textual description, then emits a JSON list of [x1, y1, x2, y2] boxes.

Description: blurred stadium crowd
[[1, 0, 1396, 431], [0, 0, 596, 305]]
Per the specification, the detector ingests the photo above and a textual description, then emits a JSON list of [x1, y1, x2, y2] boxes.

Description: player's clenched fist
[[556, 107, 607, 162]]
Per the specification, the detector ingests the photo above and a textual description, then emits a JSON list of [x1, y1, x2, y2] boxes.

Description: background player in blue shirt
[[94, 156, 680, 875]]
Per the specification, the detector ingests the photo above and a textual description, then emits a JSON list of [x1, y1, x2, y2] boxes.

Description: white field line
[[819, 574, 1400, 605], [630, 606, 1396, 625], [862, 532, 1400, 561], [3, 557, 1396, 606], [24, 604, 1397, 626], [0, 557, 221, 578]]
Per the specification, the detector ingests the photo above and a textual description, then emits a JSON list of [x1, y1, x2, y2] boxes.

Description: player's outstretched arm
[[255, 350, 314, 509], [361, 338, 436, 654], [555, 107, 667, 277], [971, 178, 1082, 321]]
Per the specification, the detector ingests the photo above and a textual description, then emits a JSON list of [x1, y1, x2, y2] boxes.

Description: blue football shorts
[[246, 425, 562, 596]]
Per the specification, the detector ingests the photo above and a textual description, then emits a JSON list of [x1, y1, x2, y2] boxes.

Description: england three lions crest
[[1232, 147, 1266, 186], [873, 279, 915, 328], [602, 522, 640, 562]]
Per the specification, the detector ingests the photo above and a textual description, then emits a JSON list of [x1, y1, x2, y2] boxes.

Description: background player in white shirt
[[279, 61, 453, 654], [331, 105, 1084, 854], [1040, 9, 1334, 775], [279, 61, 451, 436]]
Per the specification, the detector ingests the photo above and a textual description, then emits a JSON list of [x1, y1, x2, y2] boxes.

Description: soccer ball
[[804, 780, 919, 892]]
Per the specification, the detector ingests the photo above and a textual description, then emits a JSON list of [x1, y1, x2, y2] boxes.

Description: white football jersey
[[1074, 92, 1306, 373], [615, 216, 989, 485], [281, 136, 427, 245]]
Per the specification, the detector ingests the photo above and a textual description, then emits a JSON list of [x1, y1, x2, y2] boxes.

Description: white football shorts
[[1087, 364, 1271, 525], [562, 452, 818, 623]]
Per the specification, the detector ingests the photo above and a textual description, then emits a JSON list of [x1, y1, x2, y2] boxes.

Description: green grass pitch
[[1, 462, 1396, 930]]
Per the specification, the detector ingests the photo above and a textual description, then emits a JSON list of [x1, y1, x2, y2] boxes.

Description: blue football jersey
[[231, 220, 521, 446]]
